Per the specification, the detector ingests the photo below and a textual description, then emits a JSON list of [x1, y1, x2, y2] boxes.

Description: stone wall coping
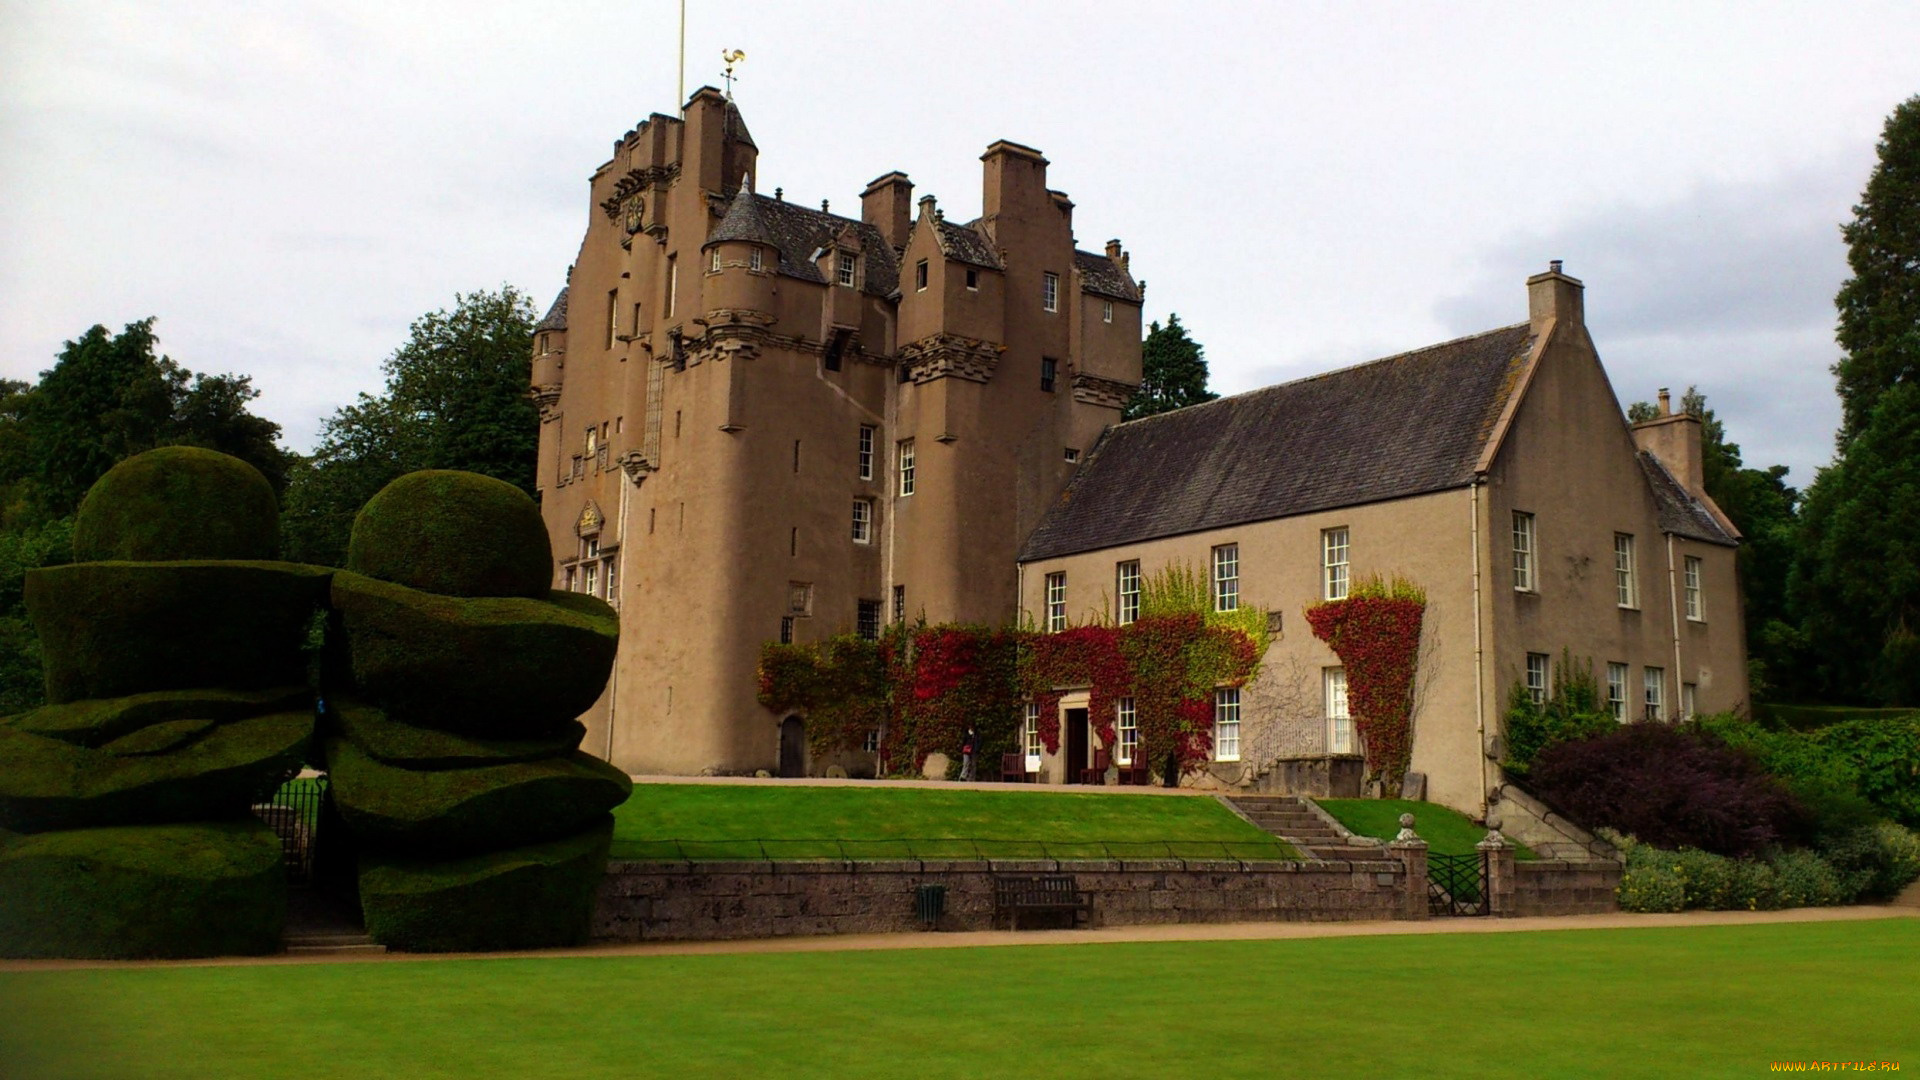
[[602, 857, 1402, 875]]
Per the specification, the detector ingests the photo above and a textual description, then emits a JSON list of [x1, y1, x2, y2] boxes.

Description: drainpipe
[[1469, 479, 1488, 817], [605, 472, 631, 763], [1665, 534, 1683, 720]]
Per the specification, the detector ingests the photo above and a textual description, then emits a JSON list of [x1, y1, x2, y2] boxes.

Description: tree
[[1791, 96, 1920, 706], [1124, 314, 1217, 421], [282, 287, 538, 566]]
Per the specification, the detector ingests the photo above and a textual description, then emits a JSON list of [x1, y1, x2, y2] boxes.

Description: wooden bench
[[993, 874, 1092, 930]]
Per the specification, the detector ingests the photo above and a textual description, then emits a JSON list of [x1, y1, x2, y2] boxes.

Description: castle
[[531, 88, 1143, 775], [534, 91, 1748, 816]]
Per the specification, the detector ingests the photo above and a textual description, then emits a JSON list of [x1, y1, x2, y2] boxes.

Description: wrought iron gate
[[253, 775, 328, 884], [1427, 851, 1489, 916]]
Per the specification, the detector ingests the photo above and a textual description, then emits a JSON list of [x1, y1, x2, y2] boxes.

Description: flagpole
[[677, 0, 686, 107]]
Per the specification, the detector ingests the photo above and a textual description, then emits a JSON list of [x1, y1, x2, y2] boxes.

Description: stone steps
[[1228, 795, 1382, 861], [284, 932, 385, 955]]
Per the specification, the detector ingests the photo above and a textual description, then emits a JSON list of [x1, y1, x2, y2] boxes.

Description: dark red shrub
[[1526, 722, 1807, 857]]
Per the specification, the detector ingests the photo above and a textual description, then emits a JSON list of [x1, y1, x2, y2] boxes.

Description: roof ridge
[[1115, 322, 1531, 431]]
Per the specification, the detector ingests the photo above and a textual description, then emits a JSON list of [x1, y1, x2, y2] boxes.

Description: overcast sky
[[4, 2, 1916, 485]]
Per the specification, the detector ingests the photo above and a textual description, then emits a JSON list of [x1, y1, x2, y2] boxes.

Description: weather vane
[[721, 49, 746, 98]]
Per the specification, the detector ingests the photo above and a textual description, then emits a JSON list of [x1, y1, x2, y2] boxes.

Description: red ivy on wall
[[1303, 579, 1426, 796]]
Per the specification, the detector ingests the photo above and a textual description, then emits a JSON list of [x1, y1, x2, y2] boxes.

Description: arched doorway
[[778, 716, 806, 778]]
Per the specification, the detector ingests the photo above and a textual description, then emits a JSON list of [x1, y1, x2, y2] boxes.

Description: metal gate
[[1427, 851, 1489, 916], [253, 774, 328, 884]]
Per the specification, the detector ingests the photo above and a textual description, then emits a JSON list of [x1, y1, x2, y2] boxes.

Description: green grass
[[3, 920, 1915, 1078], [608, 783, 1299, 860], [1753, 702, 1918, 732], [1317, 798, 1538, 859]]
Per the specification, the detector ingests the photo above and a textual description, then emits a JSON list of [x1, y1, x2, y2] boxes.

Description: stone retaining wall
[[1512, 860, 1623, 916], [594, 858, 1410, 942]]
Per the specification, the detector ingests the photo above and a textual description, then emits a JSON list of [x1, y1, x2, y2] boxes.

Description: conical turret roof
[[705, 176, 775, 249]]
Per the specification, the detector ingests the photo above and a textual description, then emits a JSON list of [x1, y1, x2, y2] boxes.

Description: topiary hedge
[[3, 686, 310, 747], [326, 738, 630, 855], [0, 709, 313, 832], [357, 815, 614, 952], [25, 562, 331, 703], [347, 471, 552, 599], [0, 819, 286, 958], [72, 447, 280, 563], [332, 698, 585, 769], [329, 571, 616, 736]]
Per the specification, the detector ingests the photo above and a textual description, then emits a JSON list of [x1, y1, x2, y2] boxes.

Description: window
[[790, 526, 797, 557], [1040, 357, 1057, 392], [779, 616, 794, 645], [858, 425, 875, 480], [1063, 447, 1080, 463], [852, 499, 873, 544], [666, 255, 677, 318], [1116, 561, 1141, 625], [750, 247, 763, 272], [1682, 682, 1697, 720], [864, 728, 881, 753], [1045, 572, 1067, 632], [893, 584, 906, 623], [1607, 662, 1628, 721], [1614, 533, 1639, 608], [915, 259, 928, 291], [788, 582, 813, 615], [793, 439, 802, 473], [582, 561, 598, 599], [606, 289, 619, 349], [1684, 556, 1703, 621], [897, 439, 915, 496], [709, 248, 721, 273], [1213, 688, 1241, 761], [965, 268, 979, 290], [1512, 511, 1536, 592], [1023, 704, 1042, 771], [564, 566, 576, 592], [1117, 697, 1138, 765], [1212, 544, 1240, 612], [604, 556, 618, 605], [1042, 272, 1059, 312], [1643, 667, 1665, 722], [1322, 527, 1350, 600], [1526, 652, 1550, 704], [857, 599, 881, 641], [1326, 667, 1352, 754], [632, 302, 642, 335], [837, 250, 857, 288], [1102, 300, 1113, 323], [584, 426, 598, 456]]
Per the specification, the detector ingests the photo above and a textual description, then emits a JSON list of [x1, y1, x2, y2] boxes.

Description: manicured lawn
[[1317, 797, 1538, 859], [4, 919, 1915, 1078], [609, 783, 1299, 860]]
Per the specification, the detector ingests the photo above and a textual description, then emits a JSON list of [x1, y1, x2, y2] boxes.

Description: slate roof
[[1075, 249, 1140, 302], [535, 287, 568, 332], [1638, 452, 1740, 546], [707, 193, 898, 297], [705, 181, 776, 248], [1019, 323, 1537, 561], [934, 218, 1003, 270]]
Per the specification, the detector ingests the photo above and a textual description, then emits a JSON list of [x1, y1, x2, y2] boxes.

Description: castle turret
[[530, 284, 568, 420], [701, 176, 777, 317]]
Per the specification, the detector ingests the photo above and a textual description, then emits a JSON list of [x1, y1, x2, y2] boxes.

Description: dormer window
[[837, 251, 858, 288], [1043, 272, 1059, 312], [915, 259, 929, 291]]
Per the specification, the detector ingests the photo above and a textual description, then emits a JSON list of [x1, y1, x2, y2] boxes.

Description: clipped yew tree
[[0, 447, 323, 958], [326, 470, 627, 951]]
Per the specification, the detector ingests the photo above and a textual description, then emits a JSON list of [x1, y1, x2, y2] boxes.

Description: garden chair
[[1078, 748, 1110, 786], [1001, 752, 1030, 782]]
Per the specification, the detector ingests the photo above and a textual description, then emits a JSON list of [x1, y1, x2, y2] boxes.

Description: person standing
[[959, 726, 978, 782]]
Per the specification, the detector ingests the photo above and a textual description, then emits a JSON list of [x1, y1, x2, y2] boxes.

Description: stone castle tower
[[532, 88, 1143, 774]]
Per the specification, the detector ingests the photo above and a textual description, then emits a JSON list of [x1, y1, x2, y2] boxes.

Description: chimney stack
[[1632, 387, 1704, 493], [860, 171, 914, 249], [1526, 260, 1584, 337], [1657, 387, 1672, 416]]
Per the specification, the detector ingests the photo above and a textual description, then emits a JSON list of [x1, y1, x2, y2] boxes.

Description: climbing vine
[[1304, 575, 1426, 796]]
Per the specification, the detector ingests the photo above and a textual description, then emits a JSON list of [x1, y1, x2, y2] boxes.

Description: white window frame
[[666, 255, 677, 319], [1607, 662, 1628, 722], [1614, 533, 1639, 609], [709, 248, 721, 273], [1102, 300, 1113, 323], [1213, 688, 1241, 762], [1512, 511, 1536, 592], [604, 555, 618, 605], [1526, 652, 1549, 704], [582, 561, 599, 599], [1042, 272, 1059, 312], [915, 259, 928, 291], [1644, 666, 1665, 722], [1325, 667, 1352, 754], [852, 498, 873, 544], [1682, 682, 1697, 720], [1116, 697, 1138, 766], [750, 247, 764, 272], [1212, 544, 1240, 612], [858, 425, 875, 481], [863, 728, 880, 753], [897, 439, 916, 496], [1023, 704, 1042, 771], [1684, 556, 1703, 621], [1116, 560, 1141, 626], [1045, 572, 1066, 633], [837, 250, 858, 288], [1322, 527, 1350, 601]]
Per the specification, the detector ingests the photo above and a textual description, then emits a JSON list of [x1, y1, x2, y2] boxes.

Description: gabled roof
[[708, 193, 899, 297], [535, 287, 568, 333], [1019, 324, 1536, 562], [1638, 452, 1740, 547], [933, 218, 1003, 270], [1075, 249, 1140, 302]]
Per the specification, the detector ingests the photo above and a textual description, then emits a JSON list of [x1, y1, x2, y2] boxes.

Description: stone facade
[[1512, 860, 1624, 916]]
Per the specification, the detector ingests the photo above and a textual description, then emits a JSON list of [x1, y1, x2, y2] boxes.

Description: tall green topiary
[[73, 446, 280, 562], [347, 470, 552, 599]]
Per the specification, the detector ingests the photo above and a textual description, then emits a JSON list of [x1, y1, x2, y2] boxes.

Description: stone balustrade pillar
[[1479, 829, 1517, 917], [1386, 813, 1429, 921]]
